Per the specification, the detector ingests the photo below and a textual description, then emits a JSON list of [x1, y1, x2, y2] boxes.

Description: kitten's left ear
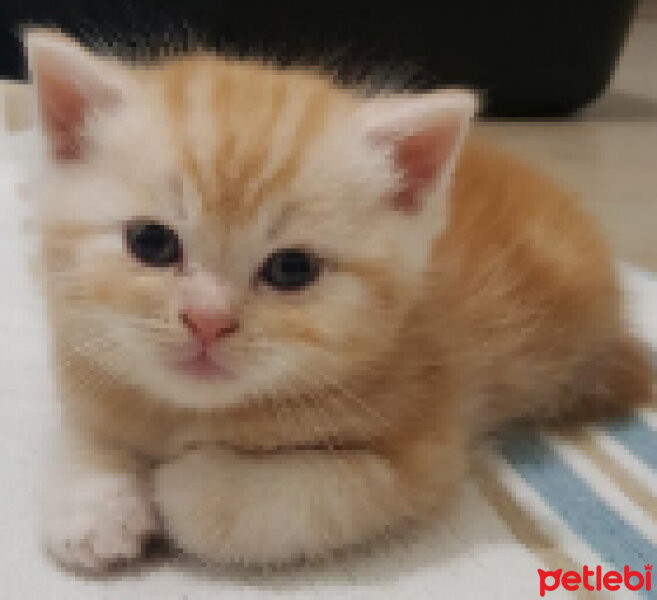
[[24, 28, 133, 161], [360, 91, 478, 215]]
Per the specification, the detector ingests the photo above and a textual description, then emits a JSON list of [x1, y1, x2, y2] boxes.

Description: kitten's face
[[29, 32, 475, 409]]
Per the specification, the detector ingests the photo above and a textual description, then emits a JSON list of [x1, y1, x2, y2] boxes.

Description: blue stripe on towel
[[604, 418, 657, 472], [498, 434, 656, 597]]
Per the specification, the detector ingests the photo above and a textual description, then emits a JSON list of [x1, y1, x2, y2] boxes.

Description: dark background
[[0, 0, 639, 117]]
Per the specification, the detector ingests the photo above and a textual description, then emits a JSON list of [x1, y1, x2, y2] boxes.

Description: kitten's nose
[[179, 308, 239, 344]]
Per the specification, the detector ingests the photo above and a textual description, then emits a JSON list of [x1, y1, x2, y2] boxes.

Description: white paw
[[43, 473, 158, 573]]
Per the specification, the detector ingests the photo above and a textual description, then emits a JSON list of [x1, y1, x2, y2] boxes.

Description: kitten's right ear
[[23, 28, 132, 161]]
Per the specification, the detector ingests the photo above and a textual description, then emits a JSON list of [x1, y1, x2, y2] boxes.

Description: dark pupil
[[125, 221, 181, 267], [261, 248, 321, 291]]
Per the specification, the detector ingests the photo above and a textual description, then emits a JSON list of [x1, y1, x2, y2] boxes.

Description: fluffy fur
[[26, 29, 651, 572]]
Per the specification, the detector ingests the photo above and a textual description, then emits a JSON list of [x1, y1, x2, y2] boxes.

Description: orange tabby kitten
[[26, 29, 651, 572]]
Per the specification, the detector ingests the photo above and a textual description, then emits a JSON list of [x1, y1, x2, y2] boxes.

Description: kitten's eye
[[124, 220, 182, 267], [259, 248, 323, 291]]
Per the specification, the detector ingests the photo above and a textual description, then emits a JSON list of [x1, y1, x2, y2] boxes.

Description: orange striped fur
[[26, 30, 652, 571]]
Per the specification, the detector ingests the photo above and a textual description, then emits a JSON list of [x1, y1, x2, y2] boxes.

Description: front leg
[[153, 432, 466, 565], [42, 423, 159, 573]]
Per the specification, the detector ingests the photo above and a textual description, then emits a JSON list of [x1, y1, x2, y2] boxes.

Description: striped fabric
[[474, 329, 657, 600]]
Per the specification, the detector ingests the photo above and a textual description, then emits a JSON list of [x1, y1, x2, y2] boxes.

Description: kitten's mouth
[[169, 343, 233, 380]]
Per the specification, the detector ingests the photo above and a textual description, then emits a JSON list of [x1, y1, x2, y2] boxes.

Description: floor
[[479, 18, 657, 270], [2, 18, 656, 269]]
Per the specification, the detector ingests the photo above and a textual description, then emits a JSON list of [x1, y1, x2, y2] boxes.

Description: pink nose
[[179, 308, 239, 344]]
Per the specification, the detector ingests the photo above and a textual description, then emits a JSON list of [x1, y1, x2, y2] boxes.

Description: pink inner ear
[[39, 70, 88, 161], [392, 123, 459, 214]]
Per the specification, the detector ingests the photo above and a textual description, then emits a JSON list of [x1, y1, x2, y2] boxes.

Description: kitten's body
[[28, 32, 651, 570], [57, 140, 639, 454]]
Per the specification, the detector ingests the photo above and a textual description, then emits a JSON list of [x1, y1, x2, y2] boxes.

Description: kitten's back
[[431, 140, 652, 426]]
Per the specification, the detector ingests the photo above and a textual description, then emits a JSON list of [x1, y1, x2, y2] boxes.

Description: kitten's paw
[[43, 473, 158, 573], [153, 448, 403, 565]]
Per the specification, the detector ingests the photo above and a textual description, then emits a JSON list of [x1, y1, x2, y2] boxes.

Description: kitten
[[25, 28, 651, 572]]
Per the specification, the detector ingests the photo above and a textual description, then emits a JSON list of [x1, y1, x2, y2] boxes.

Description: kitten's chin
[[126, 348, 277, 411], [161, 339, 237, 382], [113, 334, 304, 410], [168, 351, 234, 381], [135, 365, 250, 410]]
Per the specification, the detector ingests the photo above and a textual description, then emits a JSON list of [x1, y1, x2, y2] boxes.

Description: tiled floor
[[2, 19, 656, 268]]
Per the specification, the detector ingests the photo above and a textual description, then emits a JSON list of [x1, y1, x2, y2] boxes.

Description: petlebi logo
[[538, 563, 652, 596]]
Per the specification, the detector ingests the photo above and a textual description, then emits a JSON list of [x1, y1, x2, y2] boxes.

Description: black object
[[0, 0, 638, 117]]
